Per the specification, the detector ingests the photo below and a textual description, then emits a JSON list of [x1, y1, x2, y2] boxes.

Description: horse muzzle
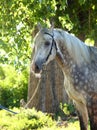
[[31, 59, 46, 77]]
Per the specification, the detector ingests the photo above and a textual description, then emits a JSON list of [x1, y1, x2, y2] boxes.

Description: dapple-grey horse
[[31, 27, 97, 130]]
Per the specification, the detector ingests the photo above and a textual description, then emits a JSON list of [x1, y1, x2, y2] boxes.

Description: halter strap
[[44, 32, 58, 61], [44, 32, 65, 65]]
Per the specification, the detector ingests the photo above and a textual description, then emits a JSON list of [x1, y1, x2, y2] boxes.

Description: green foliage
[[0, 0, 97, 70], [0, 108, 80, 130], [60, 103, 75, 116], [0, 64, 28, 107], [0, 108, 55, 130]]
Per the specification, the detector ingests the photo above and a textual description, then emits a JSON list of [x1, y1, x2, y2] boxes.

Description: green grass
[[0, 108, 81, 130]]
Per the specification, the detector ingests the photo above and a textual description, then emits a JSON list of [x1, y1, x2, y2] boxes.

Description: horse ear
[[32, 23, 42, 38], [37, 22, 42, 31], [50, 21, 54, 33], [50, 21, 54, 30]]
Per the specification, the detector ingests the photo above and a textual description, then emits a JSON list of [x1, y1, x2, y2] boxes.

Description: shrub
[[0, 64, 28, 107], [60, 103, 75, 116], [0, 108, 56, 130], [0, 108, 80, 130]]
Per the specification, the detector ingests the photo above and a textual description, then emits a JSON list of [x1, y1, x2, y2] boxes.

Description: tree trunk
[[27, 60, 68, 113], [94, 39, 97, 47]]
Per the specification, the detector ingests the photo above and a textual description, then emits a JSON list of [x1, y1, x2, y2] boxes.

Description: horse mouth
[[34, 73, 41, 78]]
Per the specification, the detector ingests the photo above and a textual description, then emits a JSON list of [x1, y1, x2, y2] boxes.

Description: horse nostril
[[34, 62, 42, 73], [31, 61, 40, 73], [31, 60, 44, 73], [35, 64, 40, 71]]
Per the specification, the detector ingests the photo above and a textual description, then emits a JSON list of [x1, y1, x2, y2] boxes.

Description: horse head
[[31, 28, 58, 77]]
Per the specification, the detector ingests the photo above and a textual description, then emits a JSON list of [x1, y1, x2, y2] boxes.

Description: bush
[[60, 103, 75, 116], [0, 64, 28, 107], [0, 108, 56, 130], [0, 108, 80, 130]]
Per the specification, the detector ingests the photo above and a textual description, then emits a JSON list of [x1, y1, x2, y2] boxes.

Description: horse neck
[[55, 41, 74, 75]]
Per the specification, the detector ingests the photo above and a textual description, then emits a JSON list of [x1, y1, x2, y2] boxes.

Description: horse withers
[[31, 27, 97, 130]]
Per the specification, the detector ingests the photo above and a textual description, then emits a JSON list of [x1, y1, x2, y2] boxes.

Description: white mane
[[54, 29, 91, 65]]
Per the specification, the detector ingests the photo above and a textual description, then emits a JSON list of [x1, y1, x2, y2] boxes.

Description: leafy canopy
[[0, 0, 97, 107]]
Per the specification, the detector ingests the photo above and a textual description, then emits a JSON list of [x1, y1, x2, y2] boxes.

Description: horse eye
[[45, 41, 50, 46]]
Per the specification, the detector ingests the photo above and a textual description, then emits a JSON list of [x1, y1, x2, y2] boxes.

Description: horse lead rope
[[24, 79, 41, 108], [0, 104, 18, 114]]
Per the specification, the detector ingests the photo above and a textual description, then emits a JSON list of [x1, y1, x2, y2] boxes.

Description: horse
[[31, 27, 97, 130]]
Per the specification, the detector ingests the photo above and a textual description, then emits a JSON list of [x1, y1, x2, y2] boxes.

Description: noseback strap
[[44, 32, 58, 61], [44, 32, 65, 64]]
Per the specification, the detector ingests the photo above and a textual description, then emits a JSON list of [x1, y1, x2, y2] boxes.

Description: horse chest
[[64, 75, 86, 103]]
